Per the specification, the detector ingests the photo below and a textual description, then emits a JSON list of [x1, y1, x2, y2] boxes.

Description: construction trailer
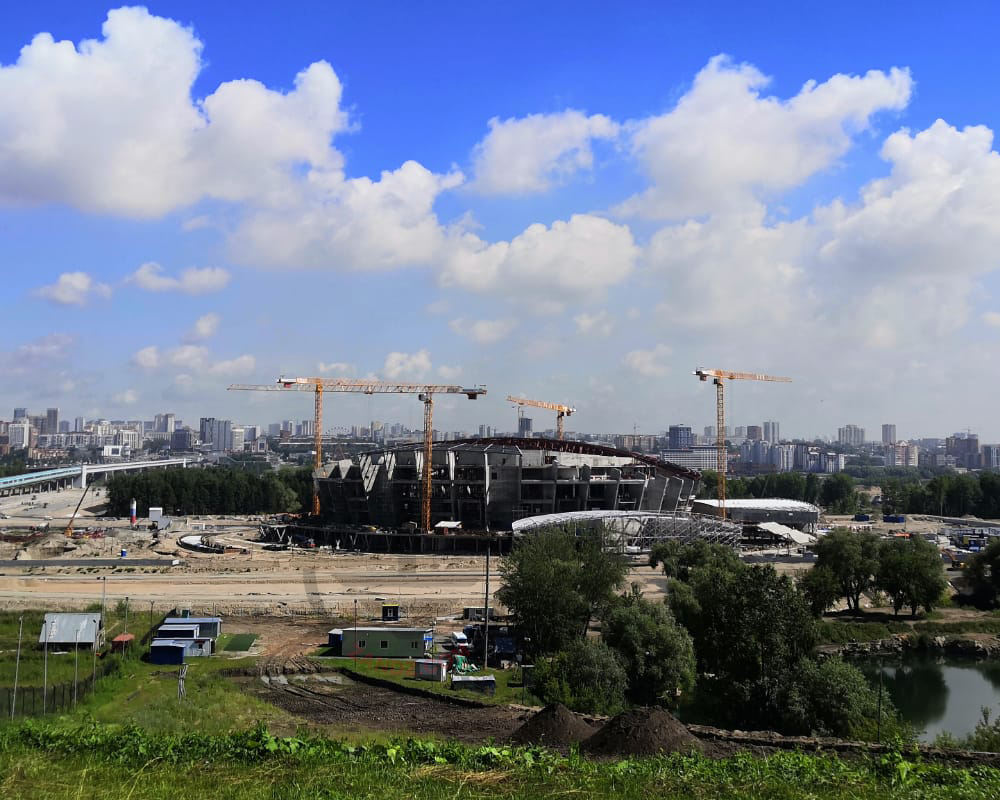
[[327, 626, 433, 659], [148, 638, 210, 665], [161, 616, 222, 639]]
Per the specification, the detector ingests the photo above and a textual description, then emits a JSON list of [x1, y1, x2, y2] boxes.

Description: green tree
[[819, 473, 858, 513], [649, 539, 740, 583], [813, 528, 880, 611], [602, 588, 696, 706], [967, 540, 1000, 609], [798, 565, 841, 617], [672, 562, 816, 729], [531, 638, 627, 715], [782, 657, 901, 739], [876, 536, 948, 617], [497, 528, 628, 656]]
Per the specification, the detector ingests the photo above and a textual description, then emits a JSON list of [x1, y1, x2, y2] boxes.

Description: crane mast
[[229, 378, 485, 529], [505, 395, 576, 440], [693, 368, 791, 517]]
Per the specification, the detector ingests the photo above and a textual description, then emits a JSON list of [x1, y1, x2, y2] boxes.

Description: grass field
[[223, 633, 258, 652], [1, 721, 998, 800], [313, 655, 544, 706], [0, 607, 155, 688]]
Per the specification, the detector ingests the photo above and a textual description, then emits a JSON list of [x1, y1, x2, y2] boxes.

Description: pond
[[861, 654, 1000, 743]]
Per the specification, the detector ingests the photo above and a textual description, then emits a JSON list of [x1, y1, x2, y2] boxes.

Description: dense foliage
[[601, 588, 696, 706], [967, 540, 1000, 609], [497, 528, 628, 656], [531, 638, 627, 715], [882, 471, 1000, 517], [812, 529, 947, 617], [2, 721, 997, 800], [105, 466, 312, 516]]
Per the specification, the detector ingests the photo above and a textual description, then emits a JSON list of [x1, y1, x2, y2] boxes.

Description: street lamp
[[42, 619, 54, 713], [74, 623, 82, 706], [353, 598, 358, 670]]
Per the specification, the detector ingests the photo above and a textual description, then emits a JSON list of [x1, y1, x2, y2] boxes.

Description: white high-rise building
[[882, 424, 897, 445], [763, 421, 780, 444], [8, 422, 30, 449]]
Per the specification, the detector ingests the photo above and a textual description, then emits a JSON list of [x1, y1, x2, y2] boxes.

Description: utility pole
[[124, 596, 129, 635], [42, 620, 51, 713], [74, 624, 81, 707], [483, 535, 490, 670], [10, 615, 22, 720]]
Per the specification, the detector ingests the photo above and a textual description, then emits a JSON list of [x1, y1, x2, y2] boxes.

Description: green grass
[[0, 722, 997, 799], [0, 609, 155, 687], [223, 633, 258, 652], [313, 655, 543, 706]]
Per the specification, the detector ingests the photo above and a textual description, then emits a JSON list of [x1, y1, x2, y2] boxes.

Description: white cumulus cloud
[[449, 318, 517, 344], [186, 313, 220, 341], [437, 365, 462, 380], [113, 389, 139, 405], [317, 361, 353, 374], [384, 349, 431, 379], [34, 271, 111, 306], [619, 55, 912, 218], [470, 110, 619, 194], [574, 310, 614, 337], [132, 346, 160, 369], [625, 344, 673, 377], [127, 262, 230, 294], [208, 354, 255, 376], [442, 214, 638, 299]]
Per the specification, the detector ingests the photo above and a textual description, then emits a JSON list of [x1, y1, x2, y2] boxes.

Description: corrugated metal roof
[[38, 613, 102, 645], [342, 627, 431, 634], [757, 521, 817, 545], [163, 617, 221, 624], [151, 638, 194, 649], [697, 499, 820, 513]]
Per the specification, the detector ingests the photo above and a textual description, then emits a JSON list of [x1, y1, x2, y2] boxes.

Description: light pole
[[10, 615, 22, 720], [74, 623, 82, 706], [42, 619, 53, 713], [353, 598, 358, 670]]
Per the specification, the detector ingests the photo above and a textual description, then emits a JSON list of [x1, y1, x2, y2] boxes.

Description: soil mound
[[509, 703, 597, 746], [581, 707, 703, 757]]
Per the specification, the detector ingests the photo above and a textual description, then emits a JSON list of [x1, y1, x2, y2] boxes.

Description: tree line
[[801, 528, 947, 617], [881, 471, 1000, 518], [497, 530, 908, 739], [699, 469, 861, 513], [105, 467, 313, 517]]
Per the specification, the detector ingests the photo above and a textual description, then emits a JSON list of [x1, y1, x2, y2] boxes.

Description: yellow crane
[[693, 368, 791, 516], [228, 377, 486, 530], [505, 395, 576, 440]]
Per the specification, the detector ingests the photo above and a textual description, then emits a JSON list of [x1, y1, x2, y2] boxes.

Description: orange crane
[[228, 377, 486, 530], [505, 395, 576, 440], [693, 369, 791, 516]]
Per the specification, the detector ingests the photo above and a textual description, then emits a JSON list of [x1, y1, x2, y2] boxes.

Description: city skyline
[[5, 5, 1000, 436]]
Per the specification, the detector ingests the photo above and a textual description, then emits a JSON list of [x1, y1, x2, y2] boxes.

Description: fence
[[1, 659, 120, 719]]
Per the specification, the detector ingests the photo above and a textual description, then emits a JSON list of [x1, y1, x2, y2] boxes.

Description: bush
[[531, 638, 627, 716]]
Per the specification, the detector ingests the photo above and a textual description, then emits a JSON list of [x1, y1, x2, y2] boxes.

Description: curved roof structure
[[512, 509, 741, 549], [448, 437, 701, 481]]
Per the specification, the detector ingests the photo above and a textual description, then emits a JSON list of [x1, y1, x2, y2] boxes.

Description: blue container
[[120, 549, 127, 558]]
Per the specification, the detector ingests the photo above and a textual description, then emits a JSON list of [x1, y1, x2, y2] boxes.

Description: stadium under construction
[[265, 438, 741, 553]]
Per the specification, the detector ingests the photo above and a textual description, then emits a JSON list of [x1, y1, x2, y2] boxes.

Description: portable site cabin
[[37, 613, 104, 649], [161, 617, 222, 639], [111, 633, 134, 653], [149, 638, 212, 665], [327, 626, 433, 659], [157, 624, 199, 639]]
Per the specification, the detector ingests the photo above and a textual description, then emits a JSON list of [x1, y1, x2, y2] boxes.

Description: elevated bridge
[[0, 458, 197, 496]]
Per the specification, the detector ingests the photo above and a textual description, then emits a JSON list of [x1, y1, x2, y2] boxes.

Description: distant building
[[13, 407, 26, 421], [763, 421, 780, 444], [668, 425, 693, 450], [746, 425, 763, 441], [45, 408, 59, 436], [882, 424, 897, 445], [837, 425, 865, 446], [517, 416, 533, 438]]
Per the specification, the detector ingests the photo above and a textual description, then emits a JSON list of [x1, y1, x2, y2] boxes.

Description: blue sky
[[3, 3, 1000, 440]]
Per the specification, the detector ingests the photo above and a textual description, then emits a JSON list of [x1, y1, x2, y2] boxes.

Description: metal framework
[[229, 377, 486, 527], [505, 396, 576, 439], [511, 509, 741, 551], [693, 368, 791, 516]]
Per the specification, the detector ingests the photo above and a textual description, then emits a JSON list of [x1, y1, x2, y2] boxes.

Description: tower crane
[[228, 377, 486, 530], [693, 369, 791, 517], [505, 395, 576, 440]]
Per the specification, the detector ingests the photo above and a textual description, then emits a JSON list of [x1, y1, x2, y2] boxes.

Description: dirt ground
[[250, 674, 531, 743]]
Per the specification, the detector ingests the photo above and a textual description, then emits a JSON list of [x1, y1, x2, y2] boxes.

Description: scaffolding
[[511, 510, 740, 552]]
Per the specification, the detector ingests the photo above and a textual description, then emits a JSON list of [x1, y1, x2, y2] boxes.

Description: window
[[410, 641, 418, 648], [380, 640, 389, 649], [357, 639, 366, 649]]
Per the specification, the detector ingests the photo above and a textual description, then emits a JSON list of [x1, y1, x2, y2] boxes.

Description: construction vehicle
[[693, 368, 791, 517], [63, 483, 92, 538], [229, 377, 486, 530], [506, 395, 576, 440]]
